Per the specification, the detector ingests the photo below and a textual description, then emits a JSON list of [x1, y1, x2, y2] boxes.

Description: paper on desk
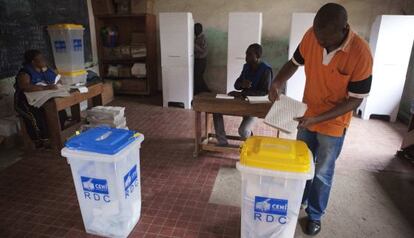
[[264, 95, 307, 134], [24, 85, 70, 108], [69, 85, 88, 93], [78, 86, 88, 93], [216, 94, 234, 99], [247, 95, 270, 104]]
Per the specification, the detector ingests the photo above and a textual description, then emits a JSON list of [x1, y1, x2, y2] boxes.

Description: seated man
[[213, 43, 273, 146]]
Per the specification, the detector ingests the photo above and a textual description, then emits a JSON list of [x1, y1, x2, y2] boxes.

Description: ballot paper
[[264, 95, 307, 134], [216, 94, 234, 99], [24, 85, 70, 108], [246, 95, 270, 104], [70, 85, 89, 93]]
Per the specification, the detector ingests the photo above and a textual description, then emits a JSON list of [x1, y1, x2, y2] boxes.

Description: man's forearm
[[315, 97, 363, 123], [272, 60, 299, 89], [242, 89, 267, 96], [234, 76, 244, 90]]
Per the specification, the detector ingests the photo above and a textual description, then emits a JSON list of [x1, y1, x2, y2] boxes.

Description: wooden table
[[192, 93, 274, 158], [43, 83, 103, 153]]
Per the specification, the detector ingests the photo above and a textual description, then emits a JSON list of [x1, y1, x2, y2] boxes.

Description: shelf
[[94, 13, 157, 95], [102, 57, 146, 64]]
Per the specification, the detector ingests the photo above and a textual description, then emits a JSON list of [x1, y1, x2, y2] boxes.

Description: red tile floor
[[0, 96, 280, 238]]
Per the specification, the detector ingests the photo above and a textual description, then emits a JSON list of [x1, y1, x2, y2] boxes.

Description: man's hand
[[268, 60, 299, 102], [241, 79, 252, 89], [268, 83, 280, 102], [228, 91, 243, 98], [294, 116, 320, 128]]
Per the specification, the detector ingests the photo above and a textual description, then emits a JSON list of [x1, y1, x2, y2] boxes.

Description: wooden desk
[[192, 93, 274, 158], [43, 83, 103, 153]]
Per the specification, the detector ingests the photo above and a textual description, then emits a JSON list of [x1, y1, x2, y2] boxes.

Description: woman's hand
[[45, 84, 58, 90]]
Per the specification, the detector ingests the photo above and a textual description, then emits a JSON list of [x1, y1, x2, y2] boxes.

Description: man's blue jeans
[[297, 128, 345, 221]]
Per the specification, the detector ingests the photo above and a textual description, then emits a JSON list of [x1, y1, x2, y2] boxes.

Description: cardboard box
[[131, 0, 154, 14], [102, 81, 115, 105], [91, 0, 115, 15]]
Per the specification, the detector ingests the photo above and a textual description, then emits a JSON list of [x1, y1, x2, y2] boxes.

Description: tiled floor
[[0, 95, 413, 238], [0, 96, 245, 238]]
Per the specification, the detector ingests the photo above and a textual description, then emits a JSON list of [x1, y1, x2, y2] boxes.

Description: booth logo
[[54, 40, 66, 52], [81, 176, 110, 203], [254, 196, 288, 224], [124, 165, 138, 199], [73, 39, 82, 51]]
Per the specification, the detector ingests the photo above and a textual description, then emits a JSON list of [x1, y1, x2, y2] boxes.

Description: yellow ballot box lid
[[48, 24, 84, 30], [59, 69, 87, 77], [240, 136, 312, 174]]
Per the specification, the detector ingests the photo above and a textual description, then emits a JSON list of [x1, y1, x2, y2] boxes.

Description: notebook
[[216, 94, 235, 99], [264, 95, 307, 134], [246, 95, 270, 104]]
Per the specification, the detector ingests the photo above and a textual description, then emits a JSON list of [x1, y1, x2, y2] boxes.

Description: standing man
[[194, 23, 210, 94], [269, 3, 372, 236]]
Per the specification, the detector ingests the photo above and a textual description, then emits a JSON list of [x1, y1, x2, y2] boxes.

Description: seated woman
[[14, 49, 62, 148], [213, 43, 273, 146]]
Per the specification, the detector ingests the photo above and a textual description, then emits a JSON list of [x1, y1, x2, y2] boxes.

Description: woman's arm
[[17, 73, 56, 92]]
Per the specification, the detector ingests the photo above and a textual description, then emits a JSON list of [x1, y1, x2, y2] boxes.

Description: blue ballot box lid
[[65, 127, 141, 155]]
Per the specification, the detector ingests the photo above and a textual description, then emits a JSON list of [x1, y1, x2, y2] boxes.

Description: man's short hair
[[248, 43, 263, 58], [314, 3, 348, 32]]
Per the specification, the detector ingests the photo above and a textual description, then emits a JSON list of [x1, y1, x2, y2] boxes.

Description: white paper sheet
[[24, 85, 70, 108], [216, 94, 235, 100], [264, 95, 307, 134], [247, 95, 270, 104]]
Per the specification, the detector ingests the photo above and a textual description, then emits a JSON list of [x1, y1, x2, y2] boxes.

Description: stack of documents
[[86, 106, 127, 129], [24, 85, 70, 108], [264, 95, 307, 134]]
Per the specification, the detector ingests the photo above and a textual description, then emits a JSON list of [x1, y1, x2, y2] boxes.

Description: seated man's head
[[245, 43, 262, 66], [24, 49, 47, 69], [195, 23, 203, 36], [313, 3, 349, 50]]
